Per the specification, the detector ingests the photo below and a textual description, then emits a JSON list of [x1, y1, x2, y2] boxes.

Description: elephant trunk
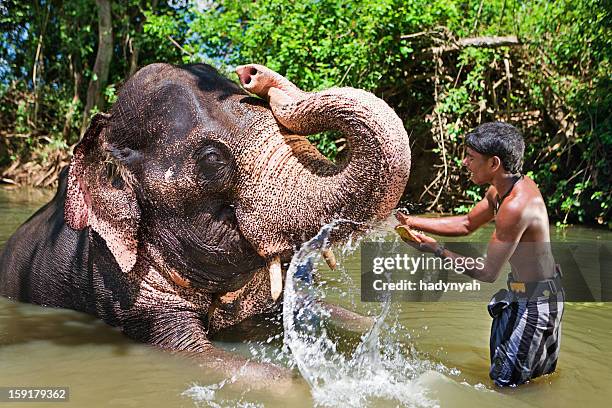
[[235, 65, 411, 265]]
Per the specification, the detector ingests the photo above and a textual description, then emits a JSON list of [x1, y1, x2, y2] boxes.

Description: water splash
[[184, 218, 449, 407], [182, 378, 263, 408], [282, 221, 440, 407]]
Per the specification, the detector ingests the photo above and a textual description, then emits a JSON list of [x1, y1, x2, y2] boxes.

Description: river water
[[0, 187, 610, 407]]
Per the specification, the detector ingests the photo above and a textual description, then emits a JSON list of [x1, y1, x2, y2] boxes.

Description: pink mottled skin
[[233, 64, 411, 260], [0, 62, 411, 387], [236, 64, 303, 108]]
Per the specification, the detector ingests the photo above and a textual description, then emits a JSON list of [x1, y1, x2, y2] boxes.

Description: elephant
[[0, 63, 410, 382]]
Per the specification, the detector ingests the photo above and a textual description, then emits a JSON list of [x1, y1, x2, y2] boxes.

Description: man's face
[[462, 147, 496, 185]]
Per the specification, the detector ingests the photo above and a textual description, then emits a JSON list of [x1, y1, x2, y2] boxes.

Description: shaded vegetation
[[0, 0, 609, 226]]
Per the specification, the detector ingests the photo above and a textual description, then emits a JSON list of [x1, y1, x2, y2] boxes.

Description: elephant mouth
[[181, 213, 334, 302], [145, 203, 271, 293], [264, 249, 337, 302], [147, 200, 319, 299]]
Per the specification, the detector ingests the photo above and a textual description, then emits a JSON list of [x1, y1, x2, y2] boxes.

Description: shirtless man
[[396, 122, 564, 387]]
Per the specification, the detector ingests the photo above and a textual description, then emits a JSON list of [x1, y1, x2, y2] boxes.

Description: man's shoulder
[[495, 192, 530, 230], [513, 177, 546, 207], [497, 183, 544, 223], [496, 197, 525, 219], [494, 177, 550, 241]]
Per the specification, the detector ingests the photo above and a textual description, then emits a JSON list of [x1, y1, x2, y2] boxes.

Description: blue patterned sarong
[[488, 276, 564, 387]]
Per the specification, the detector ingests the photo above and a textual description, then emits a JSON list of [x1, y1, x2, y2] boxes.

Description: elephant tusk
[[269, 256, 283, 301], [322, 248, 336, 270]]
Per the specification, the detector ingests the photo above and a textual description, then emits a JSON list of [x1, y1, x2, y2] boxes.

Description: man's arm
[[396, 187, 496, 236], [442, 202, 526, 282], [405, 201, 526, 283]]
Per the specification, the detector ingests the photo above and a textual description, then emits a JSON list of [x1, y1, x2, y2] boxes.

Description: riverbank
[[0, 140, 70, 188]]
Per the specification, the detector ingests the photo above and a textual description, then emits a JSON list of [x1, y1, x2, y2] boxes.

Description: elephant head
[[64, 63, 410, 302]]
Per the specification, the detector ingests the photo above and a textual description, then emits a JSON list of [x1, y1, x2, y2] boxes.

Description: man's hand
[[395, 211, 411, 226], [395, 224, 439, 253], [413, 231, 438, 253], [394, 192, 496, 238]]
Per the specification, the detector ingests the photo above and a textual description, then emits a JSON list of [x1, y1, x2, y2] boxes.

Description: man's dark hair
[[465, 122, 525, 174]]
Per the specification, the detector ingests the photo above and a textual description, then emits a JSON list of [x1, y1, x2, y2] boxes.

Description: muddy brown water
[[0, 187, 610, 407]]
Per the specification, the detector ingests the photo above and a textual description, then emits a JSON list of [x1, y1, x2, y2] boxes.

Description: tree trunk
[[127, 0, 158, 77], [128, 39, 140, 77], [81, 0, 113, 136], [63, 54, 82, 141], [431, 36, 521, 54], [32, 3, 50, 128]]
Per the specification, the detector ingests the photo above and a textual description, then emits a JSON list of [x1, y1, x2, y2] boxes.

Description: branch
[[400, 31, 429, 40], [168, 35, 193, 57], [432, 36, 521, 54]]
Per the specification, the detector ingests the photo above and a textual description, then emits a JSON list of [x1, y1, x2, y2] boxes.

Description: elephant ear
[[65, 113, 141, 274]]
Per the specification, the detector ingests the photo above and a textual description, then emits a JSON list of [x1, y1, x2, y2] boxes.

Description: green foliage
[[453, 184, 485, 214], [522, 0, 611, 226], [177, 0, 459, 162], [411, 0, 610, 226], [184, 0, 455, 89]]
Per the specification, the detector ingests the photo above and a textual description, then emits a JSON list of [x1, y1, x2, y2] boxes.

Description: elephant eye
[[199, 148, 226, 167], [203, 152, 222, 165], [195, 144, 233, 180]]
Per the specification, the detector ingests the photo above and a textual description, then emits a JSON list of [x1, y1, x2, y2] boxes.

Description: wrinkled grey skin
[[0, 63, 410, 382]]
